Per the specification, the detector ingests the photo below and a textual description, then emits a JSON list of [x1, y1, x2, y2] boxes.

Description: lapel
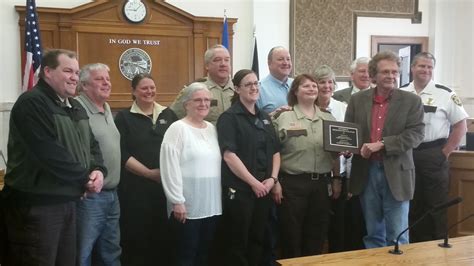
[[344, 89, 352, 103], [362, 88, 374, 132], [383, 89, 402, 135]]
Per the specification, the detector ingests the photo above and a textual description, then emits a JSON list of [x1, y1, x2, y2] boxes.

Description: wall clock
[[123, 0, 147, 23]]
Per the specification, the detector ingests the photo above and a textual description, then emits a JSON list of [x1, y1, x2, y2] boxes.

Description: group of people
[[0, 42, 468, 266]]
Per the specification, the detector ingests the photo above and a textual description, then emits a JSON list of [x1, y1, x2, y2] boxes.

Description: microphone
[[438, 213, 474, 248], [432, 197, 463, 212], [389, 196, 463, 255]]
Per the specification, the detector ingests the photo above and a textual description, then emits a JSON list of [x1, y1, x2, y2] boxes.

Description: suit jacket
[[345, 88, 424, 201], [333, 87, 353, 104]]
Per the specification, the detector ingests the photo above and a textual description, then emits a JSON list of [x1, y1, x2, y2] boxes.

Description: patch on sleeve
[[451, 94, 463, 106]]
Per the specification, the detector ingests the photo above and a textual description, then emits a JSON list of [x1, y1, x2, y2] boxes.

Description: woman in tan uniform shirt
[[273, 74, 341, 258]]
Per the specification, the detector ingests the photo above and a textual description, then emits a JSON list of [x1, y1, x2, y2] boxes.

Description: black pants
[[410, 145, 450, 242], [278, 174, 330, 258], [343, 194, 366, 250], [3, 201, 77, 266], [221, 187, 271, 266], [328, 179, 346, 253], [170, 215, 219, 266]]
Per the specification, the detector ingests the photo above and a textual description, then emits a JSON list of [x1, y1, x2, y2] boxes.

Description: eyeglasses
[[241, 81, 259, 89], [191, 98, 211, 104]]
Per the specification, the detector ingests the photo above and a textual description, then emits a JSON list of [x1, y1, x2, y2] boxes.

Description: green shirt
[[273, 104, 336, 174], [170, 77, 234, 124]]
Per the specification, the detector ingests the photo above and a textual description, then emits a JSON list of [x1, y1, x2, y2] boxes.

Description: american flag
[[22, 0, 42, 91]]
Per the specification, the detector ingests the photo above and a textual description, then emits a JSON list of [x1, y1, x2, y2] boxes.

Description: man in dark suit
[[345, 51, 424, 248], [333, 57, 371, 104]]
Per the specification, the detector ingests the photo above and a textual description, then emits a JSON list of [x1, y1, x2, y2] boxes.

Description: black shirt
[[217, 100, 280, 192]]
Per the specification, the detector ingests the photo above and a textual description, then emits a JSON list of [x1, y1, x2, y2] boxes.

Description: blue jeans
[[77, 189, 121, 266], [360, 161, 409, 248]]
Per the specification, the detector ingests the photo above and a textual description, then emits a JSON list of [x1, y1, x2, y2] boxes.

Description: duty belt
[[281, 172, 331, 181]]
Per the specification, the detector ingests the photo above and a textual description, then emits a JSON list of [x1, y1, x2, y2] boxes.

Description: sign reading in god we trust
[[108, 38, 161, 46], [323, 120, 361, 154]]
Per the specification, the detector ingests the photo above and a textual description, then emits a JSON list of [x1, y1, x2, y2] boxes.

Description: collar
[[326, 99, 337, 113], [373, 87, 393, 103], [130, 101, 167, 124], [228, 100, 261, 116], [293, 104, 323, 121], [412, 80, 435, 95], [268, 74, 291, 88], [36, 79, 73, 108], [77, 93, 104, 114], [57, 96, 72, 108], [351, 87, 361, 94], [207, 76, 234, 90]]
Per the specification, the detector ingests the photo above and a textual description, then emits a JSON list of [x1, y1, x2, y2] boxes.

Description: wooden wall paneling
[[192, 22, 206, 79], [448, 151, 474, 237], [15, 0, 237, 109]]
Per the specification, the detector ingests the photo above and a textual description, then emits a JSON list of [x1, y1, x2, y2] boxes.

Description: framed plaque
[[323, 120, 361, 154]]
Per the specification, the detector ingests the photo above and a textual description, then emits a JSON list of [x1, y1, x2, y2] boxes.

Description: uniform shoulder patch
[[451, 94, 463, 106], [435, 84, 452, 93]]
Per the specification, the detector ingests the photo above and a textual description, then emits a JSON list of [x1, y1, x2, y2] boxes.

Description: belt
[[415, 138, 447, 150], [281, 172, 331, 181]]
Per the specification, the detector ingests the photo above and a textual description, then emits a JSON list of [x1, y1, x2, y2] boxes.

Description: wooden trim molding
[[15, 0, 237, 109], [370, 35, 428, 57]]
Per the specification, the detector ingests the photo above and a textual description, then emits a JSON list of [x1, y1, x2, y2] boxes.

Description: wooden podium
[[277, 235, 474, 265]]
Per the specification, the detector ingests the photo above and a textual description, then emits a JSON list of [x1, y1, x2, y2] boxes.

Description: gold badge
[[451, 94, 463, 106], [426, 98, 434, 106]]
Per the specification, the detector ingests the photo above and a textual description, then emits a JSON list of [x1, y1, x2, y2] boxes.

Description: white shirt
[[401, 80, 468, 142], [160, 120, 222, 219], [327, 98, 347, 122], [327, 99, 348, 175]]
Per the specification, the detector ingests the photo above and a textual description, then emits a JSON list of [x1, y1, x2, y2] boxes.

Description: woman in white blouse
[[314, 65, 347, 122], [160, 82, 222, 266]]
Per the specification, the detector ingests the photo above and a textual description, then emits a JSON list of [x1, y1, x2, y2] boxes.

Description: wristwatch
[[271, 176, 279, 184]]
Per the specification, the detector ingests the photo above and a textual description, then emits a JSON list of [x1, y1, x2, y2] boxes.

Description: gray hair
[[349, 57, 370, 73], [181, 82, 210, 107], [77, 63, 110, 92], [204, 44, 229, 65], [314, 65, 336, 82]]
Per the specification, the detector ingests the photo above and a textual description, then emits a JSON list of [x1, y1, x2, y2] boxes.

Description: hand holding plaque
[[323, 120, 361, 154]]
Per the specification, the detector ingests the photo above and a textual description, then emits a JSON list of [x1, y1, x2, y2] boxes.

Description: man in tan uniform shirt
[[170, 44, 234, 124]]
